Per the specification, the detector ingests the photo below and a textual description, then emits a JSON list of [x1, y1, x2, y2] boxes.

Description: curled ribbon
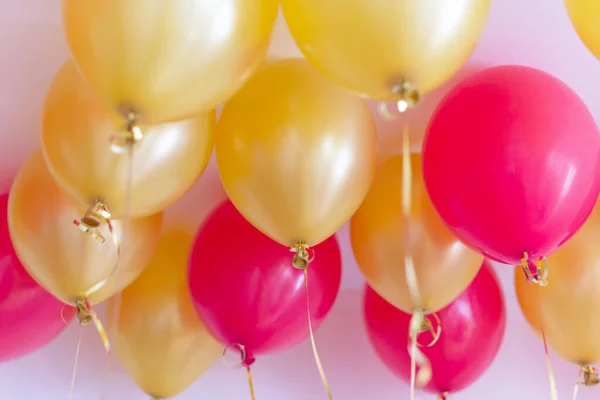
[[222, 343, 257, 400], [521, 252, 549, 287], [572, 365, 599, 400]]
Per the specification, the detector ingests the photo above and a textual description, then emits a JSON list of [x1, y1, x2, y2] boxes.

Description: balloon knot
[[110, 111, 144, 153], [222, 343, 256, 369], [377, 78, 421, 120], [409, 310, 442, 348], [580, 365, 599, 386], [73, 201, 112, 243], [75, 299, 92, 326], [438, 392, 449, 400], [290, 242, 314, 270], [520, 252, 549, 286]]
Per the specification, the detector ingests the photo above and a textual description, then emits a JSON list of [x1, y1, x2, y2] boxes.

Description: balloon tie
[[69, 326, 84, 400], [290, 242, 314, 270], [438, 392, 449, 400], [377, 79, 421, 120], [520, 252, 549, 286], [110, 111, 144, 154], [541, 327, 558, 400], [573, 364, 599, 400], [222, 343, 257, 400]]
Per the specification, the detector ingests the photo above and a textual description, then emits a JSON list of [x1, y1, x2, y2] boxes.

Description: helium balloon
[[8, 151, 162, 306], [216, 58, 377, 247], [0, 194, 76, 362], [42, 61, 216, 219], [108, 231, 221, 399], [351, 154, 482, 314], [188, 200, 341, 358], [565, 0, 600, 61], [281, 0, 491, 100], [516, 201, 600, 365], [364, 261, 505, 395], [423, 65, 600, 266], [62, 0, 278, 124]]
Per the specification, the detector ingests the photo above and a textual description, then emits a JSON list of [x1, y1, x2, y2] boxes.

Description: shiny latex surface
[[281, 0, 491, 99], [350, 155, 482, 313], [423, 65, 600, 265], [108, 231, 221, 399], [8, 151, 162, 305], [0, 194, 75, 362], [516, 201, 600, 364], [565, 0, 600, 61], [364, 262, 506, 394], [216, 58, 377, 247], [42, 61, 216, 219], [62, 0, 278, 124], [188, 200, 342, 356]]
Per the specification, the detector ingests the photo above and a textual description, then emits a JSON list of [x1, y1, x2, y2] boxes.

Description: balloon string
[[69, 327, 84, 400], [246, 366, 256, 400], [541, 328, 558, 400], [304, 268, 333, 400]]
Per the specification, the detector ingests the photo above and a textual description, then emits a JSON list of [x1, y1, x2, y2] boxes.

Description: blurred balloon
[[364, 261, 505, 395], [217, 58, 377, 247], [8, 151, 162, 306], [281, 0, 490, 100], [188, 200, 341, 358], [109, 231, 221, 399], [565, 0, 600, 61], [42, 61, 216, 219], [0, 193, 75, 362], [516, 201, 600, 365], [62, 0, 278, 124], [423, 65, 600, 266], [351, 154, 482, 314]]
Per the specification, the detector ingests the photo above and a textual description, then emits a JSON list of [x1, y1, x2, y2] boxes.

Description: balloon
[[516, 201, 600, 365], [42, 61, 216, 219], [423, 65, 600, 265], [0, 194, 75, 362], [62, 0, 278, 124], [281, 0, 491, 100], [108, 231, 220, 399], [565, 0, 600, 61], [188, 200, 341, 357], [351, 154, 482, 314], [216, 58, 377, 247], [8, 151, 162, 306], [364, 261, 505, 395]]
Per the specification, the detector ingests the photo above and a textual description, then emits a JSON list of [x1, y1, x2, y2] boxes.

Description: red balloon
[[364, 261, 505, 395], [423, 65, 600, 265], [188, 200, 341, 360], [0, 194, 75, 362]]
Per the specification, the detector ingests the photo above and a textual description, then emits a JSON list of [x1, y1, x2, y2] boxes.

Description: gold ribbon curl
[[521, 252, 549, 287], [222, 343, 256, 400], [572, 364, 599, 400]]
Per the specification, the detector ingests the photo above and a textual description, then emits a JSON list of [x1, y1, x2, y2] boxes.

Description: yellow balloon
[[42, 61, 216, 219], [516, 201, 600, 365], [216, 58, 377, 247], [351, 155, 482, 313], [565, 0, 600, 61], [281, 0, 491, 99], [108, 231, 220, 399], [8, 151, 162, 306], [62, 0, 279, 124]]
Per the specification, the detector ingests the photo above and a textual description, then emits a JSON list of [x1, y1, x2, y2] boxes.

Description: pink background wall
[[0, 0, 598, 399]]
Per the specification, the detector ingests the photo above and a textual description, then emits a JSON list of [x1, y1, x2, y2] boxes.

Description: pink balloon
[[364, 261, 505, 395], [0, 194, 75, 362], [188, 200, 342, 362], [422, 66, 600, 265]]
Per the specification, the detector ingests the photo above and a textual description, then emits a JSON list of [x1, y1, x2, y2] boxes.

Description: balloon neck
[[75, 299, 92, 326], [222, 343, 256, 369], [378, 78, 421, 120], [290, 242, 314, 270], [520, 252, 549, 287], [73, 201, 112, 243], [110, 111, 144, 154], [241, 349, 256, 368], [438, 392, 449, 400], [409, 310, 442, 348], [580, 365, 599, 386]]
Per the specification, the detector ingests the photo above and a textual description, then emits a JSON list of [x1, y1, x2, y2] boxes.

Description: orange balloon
[[8, 151, 162, 306], [516, 201, 600, 365], [42, 61, 216, 219], [108, 231, 220, 398], [217, 58, 377, 247], [62, 0, 278, 124], [350, 155, 482, 313]]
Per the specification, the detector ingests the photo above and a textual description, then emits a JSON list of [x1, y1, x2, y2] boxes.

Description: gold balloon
[[516, 201, 600, 365], [565, 0, 600, 61], [62, 0, 279, 124], [281, 0, 491, 99], [350, 155, 482, 313], [42, 61, 216, 219], [216, 58, 378, 247], [8, 151, 162, 306], [108, 231, 220, 399]]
